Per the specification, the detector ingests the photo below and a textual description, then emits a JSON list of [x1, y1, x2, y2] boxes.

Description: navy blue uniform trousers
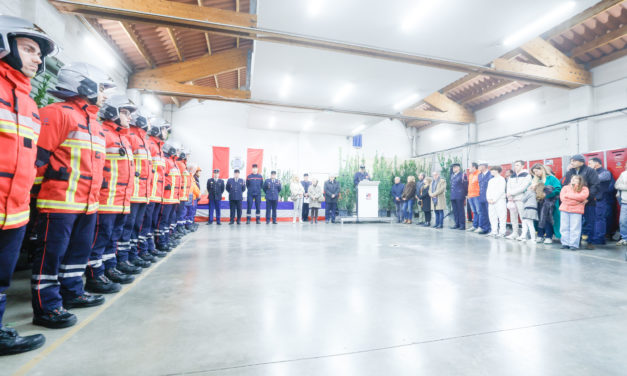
[[208, 199, 220, 223], [31, 213, 96, 314], [0, 226, 27, 324], [87, 213, 126, 279]]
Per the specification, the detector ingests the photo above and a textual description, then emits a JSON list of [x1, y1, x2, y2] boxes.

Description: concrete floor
[[4, 221, 627, 375]]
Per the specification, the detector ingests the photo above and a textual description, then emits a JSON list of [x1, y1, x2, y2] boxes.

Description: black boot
[[85, 274, 122, 294], [63, 292, 105, 309], [139, 252, 157, 263], [130, 257, 151, 268], [256, 218, 261, 224], [0, 326, 45, 356], [105, 268, 135, 284], [150, 249, 167, 258], [117, 260, 142, 275], [33, 307, 77, 329]]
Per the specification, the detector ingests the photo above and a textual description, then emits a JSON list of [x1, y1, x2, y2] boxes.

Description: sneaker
[[488, 232, 497, 237], [543, 238, 553, 244], [496, 234, 506, 238], [33, 307, 77, 329], [466, 227, 477, 232], [507, 233, 518, 240], [473, 228, 483, 233], [85, 274, 122, 294], [536, 238, 544, 243], [0, 326, 45, 356], [63, 292, 105, 309], [616, 239, 627, 246], [117, 260, 142, 275], [104, 268, 135, 285], [516, 236, 526, 241]]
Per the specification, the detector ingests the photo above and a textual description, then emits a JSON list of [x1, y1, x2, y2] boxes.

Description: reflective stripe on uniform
[[37, 199, 98, 212], [59, 271, 84, 278], [102, 253, 116, 261], [31, 282, 59, 290], [0, 209, 30, 228]]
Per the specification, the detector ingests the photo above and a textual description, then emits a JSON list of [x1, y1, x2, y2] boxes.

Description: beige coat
[[429, 178, 447, 211], [308, 183, 324, 208]]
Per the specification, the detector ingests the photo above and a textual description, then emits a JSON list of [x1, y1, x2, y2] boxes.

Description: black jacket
[[418, 186, 431, 211], [206, 178, 225, 201]]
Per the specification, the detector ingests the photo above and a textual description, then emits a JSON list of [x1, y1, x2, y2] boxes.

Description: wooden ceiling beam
[[166, 27, 183, 61], [130, 76, 250, 99], [403, 92, 475, 124], [129, 47, 249, 84], [50, 0, 586, 88], [236, 0, 240, 48], [542, 0, 626, 39], [570, 23, 627, 58], [197, 0, 213, 55], [119, 21, 154, 68], [588, 46, 627, 68]]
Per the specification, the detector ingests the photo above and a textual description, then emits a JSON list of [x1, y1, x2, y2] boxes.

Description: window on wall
[[30, 56, 63, 108]]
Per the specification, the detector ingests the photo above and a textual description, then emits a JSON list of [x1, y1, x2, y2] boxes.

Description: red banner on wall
[[212, 146, 230, 179], [246, 148, 264, 176]]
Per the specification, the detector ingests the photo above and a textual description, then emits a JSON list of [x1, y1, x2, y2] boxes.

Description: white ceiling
[[248, 0, 599, 135]]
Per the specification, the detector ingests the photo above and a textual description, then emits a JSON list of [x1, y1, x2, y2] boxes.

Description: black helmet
[[0, 15, 58, 76]]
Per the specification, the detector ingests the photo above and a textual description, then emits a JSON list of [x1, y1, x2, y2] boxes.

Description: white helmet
[[0, 15, 58, 75], [150, 117, 171, 141], [162, 141, 177, 157], [50, 62, 115, 104], [130, 107, 150, 131], [99, 94, 137, 126]]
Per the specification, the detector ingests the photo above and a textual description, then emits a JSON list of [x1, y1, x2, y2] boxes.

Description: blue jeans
[[435, 210, 444, 227], [582, 204, 596, 240], [619, 203, 627, 239], [402, 200, 414, 221], [560, 211, 582, 248], [469, 197, 480, 228], [395, 201, 403, 223]]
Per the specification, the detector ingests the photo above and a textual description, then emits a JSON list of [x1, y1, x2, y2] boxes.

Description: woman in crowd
[[486, 166, 507, 237], [290, 176, 305, 223], [519, 184, 538, 242], [418, 176, 432, 226], [429, 171, 447, 229], [308, 178, 323, 224], [401, 176, 416, 224], [531, 164, 562, 244], [559, 175, 589, 250]]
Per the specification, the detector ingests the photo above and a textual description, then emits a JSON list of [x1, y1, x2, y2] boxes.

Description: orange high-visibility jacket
[[148, 136, 164, 204], [98, 120, 134, 214], [36, 97, 105, 214], [163, 156, 180, 204], [127, 126, 153, 203], [0, 60, 41, 229], [467, 170, 480, 198], [176, 159, 190, 202]]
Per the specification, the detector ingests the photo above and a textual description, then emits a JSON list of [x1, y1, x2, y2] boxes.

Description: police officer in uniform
[[0, 15, 56, 355], [246, 164, 263, 224], [206, 169, 224, 225], [263, 171, 282, 224], [226, 169, 246, 224]]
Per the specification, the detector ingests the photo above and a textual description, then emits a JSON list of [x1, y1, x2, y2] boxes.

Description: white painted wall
[[414, 54, 627, 167], [169, 100, 412, 186], [2, 0, 129, 88]]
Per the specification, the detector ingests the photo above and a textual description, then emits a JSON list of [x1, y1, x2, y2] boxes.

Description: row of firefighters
[[0, 16, 201, 355]]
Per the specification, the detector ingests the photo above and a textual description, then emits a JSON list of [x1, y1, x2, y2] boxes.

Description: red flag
[[246, 148, 264, 176], [212, 146, 229, 179]]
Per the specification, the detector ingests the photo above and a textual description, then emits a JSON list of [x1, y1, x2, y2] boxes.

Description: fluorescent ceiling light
[[352, 124, 365, 135], [279, 74, 292, 99], [393, 93, 421, 111], [400, 1, 439, 33], [498, 102, 537, 120], [308, 0, 324, 17], [83, 35, 117, 69], [503, 1, 576, 47], [333, 83, 353, 104]]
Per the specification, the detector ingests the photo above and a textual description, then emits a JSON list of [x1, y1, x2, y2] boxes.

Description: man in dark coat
[[324, 174, 340, 223], [263, 171, 282, 224], [246, 164, 263, 224], [206, 169, 225, 225], [563, 154, 600, 248], [450, 163, 467, 230], [226, 169, 246, 224], [390, 177, 405, 223]]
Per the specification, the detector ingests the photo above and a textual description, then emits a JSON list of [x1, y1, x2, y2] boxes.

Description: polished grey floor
[[4, 221, 627, 375]]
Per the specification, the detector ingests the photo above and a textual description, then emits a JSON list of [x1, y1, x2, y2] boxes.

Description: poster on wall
[[246, 148, 264, 175], [212, 146, 230, 179]]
